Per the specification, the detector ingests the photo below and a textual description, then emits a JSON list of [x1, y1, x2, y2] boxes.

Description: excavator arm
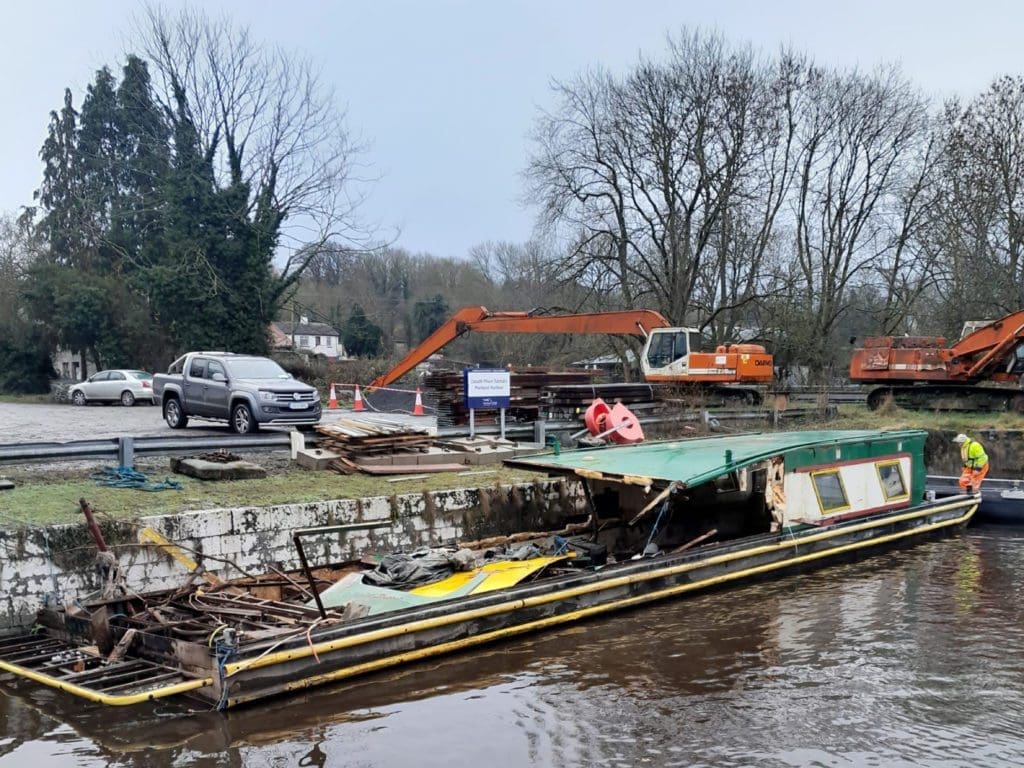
[[369, 306, 671, 389], [951, 310, 1024, 378]]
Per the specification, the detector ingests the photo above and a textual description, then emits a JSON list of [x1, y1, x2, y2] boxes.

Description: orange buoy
[[413, 387, 425, 417], [328, 384, 338, 410], [353, 385, 364, 412], [607, 402, 644, 444], [584, 398, 611, 435]]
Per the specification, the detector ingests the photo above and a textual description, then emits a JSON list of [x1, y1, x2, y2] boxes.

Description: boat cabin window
[[646, 331, 689, 368], [810, 469, 850, 513], [876, 461, 908, 500]]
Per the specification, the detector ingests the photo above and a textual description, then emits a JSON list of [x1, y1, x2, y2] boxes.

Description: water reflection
[[4, 529, 1024, 767]]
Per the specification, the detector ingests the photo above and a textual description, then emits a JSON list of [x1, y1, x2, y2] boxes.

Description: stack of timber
[[539, 382, 663, 419], [425, 368, 599, 426], [314, 418, 435, 474]]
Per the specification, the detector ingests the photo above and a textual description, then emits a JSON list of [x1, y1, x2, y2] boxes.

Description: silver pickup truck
[[153, 352, 322, 433]]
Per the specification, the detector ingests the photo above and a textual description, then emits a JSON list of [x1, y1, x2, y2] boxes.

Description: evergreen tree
[[35, 89, 82, 264], [413, 294, 450, 342], [76, 66, 120, 272], [343, 305, 382, 357]]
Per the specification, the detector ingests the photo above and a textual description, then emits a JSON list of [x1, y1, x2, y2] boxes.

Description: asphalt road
[[0, 402, 436, 444]]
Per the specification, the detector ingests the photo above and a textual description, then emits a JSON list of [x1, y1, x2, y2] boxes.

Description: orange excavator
[[369, 306, 773, 402], [850, 310, 1024, 410]]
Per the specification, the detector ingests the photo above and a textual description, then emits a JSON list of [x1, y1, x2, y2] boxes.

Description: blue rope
[[643, 485, 679, 555], [214, 639, 234, 711], [91, 466, 183, 492]]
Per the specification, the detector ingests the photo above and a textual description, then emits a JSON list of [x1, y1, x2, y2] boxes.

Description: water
[[3, 528, 1024, 768]]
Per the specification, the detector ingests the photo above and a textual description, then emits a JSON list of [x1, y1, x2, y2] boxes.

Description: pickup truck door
[[204, 360, 231, 417], [184, 357, 209, 415]]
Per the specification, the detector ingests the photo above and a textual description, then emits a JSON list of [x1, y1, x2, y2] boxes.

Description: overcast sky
[[2, 0, 1021, 258]]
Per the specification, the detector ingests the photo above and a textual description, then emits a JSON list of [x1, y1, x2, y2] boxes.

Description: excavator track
[[866, 385, 1024, 412]]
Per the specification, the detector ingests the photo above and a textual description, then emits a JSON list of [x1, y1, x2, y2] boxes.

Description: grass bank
[[0, 393, 52, 404], [818, 404, 1024, 433], [0, 463, 549, 528]]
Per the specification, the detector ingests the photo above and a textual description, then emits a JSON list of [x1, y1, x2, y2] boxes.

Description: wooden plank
[[356, 463, 465, 475]]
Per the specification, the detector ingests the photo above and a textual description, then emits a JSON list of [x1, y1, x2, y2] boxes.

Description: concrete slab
[[295, 448, 341, 471], [0, 478, 13, 491], [170, 457, 268, 480], [416, 448, 469, 466], [461, 446, 517, 465]]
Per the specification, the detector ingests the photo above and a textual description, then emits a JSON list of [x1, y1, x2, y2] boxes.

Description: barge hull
[[223, 496, 976, 707]]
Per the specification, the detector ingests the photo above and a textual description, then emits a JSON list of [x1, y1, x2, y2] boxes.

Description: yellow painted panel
[[410, 555, 572, 597]]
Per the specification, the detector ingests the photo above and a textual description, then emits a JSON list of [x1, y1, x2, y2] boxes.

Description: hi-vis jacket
[[961, 439, 989, 470]]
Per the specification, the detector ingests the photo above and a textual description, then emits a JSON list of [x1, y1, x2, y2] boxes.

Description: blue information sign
[[464, 368, 511, 409]]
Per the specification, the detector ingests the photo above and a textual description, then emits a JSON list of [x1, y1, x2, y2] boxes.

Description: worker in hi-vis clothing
[[954, 433, 989, 492]]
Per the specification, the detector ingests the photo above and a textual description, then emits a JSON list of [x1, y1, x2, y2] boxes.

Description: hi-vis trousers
[[959, 463, 989, 492]]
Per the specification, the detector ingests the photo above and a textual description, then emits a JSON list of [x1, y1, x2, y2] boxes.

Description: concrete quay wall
[[0, 479, 583, 630]]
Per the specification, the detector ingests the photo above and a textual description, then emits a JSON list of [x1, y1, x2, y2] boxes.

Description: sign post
[[463, 368, 512, 440]]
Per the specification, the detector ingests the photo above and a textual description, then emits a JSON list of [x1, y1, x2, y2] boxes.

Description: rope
[[96, 550, 126, 600], [90, 466, 183, 492]]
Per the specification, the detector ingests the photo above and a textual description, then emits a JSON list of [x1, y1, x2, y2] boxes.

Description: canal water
[[3, 527, 1024, 767]]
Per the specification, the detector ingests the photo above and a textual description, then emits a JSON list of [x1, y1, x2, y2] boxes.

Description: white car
[[68, 370, 157, 407]]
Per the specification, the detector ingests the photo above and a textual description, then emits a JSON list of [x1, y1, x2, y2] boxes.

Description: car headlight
[[259, 391, 275, 402]]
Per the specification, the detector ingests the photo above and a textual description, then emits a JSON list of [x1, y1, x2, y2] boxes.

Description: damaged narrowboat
[[0, 429, 978, 710]]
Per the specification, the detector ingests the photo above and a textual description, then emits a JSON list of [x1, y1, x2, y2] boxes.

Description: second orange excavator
[[850, 310, 1024, 411], [369, 306, 774, 402]]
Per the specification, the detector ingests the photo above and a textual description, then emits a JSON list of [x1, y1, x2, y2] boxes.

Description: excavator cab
[[640, 328, 773, 384], [643, 329, 691, 371]]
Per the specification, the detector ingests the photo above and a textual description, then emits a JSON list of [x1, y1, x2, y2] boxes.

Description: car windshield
[[225, 358, 290, 379], [131, 371, 153, 380]]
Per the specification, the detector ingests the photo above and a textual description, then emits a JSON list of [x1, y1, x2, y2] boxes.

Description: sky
[[2, 0, 1022, 259]]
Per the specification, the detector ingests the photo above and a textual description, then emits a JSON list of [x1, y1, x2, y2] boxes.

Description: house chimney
[[300, 315, 309, 325]]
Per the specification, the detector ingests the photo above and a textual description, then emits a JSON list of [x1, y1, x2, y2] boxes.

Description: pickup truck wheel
[[120, 390, 136, 407], [71, 390, 87, 406], [164, 398, 189, 429], [231, 402, 258, 434]]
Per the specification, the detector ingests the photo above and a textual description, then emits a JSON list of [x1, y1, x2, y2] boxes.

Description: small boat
[[927, 475, 1024, 524], [0, 429, 977, 710]]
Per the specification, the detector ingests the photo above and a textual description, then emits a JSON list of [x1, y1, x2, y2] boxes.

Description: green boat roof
[[508, 429, 925, 488]]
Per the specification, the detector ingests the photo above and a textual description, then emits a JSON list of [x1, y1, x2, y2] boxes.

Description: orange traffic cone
[[353, 385, 365, 412], [328, 384, 338, 410], [413, 387, 425, 417]]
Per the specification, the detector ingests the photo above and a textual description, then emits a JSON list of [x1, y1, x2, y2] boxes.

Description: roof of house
[[274, 321, 339, 336]]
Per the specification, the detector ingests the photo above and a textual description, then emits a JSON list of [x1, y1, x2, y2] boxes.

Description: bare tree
[[788, 64, 930, 376], [527, 30, 797, 337], [0, 213, 41, 327], [929, 77, 1024, 322], [135, 5, 372, 297]]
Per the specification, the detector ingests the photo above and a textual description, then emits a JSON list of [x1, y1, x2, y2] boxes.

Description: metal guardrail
[[441, 404, 834, 441], [0, 403, 836, 465], [0, 433, 293, 465]]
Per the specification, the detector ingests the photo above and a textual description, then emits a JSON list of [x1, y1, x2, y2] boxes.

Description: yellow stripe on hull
[[0, 659, 213, 707]]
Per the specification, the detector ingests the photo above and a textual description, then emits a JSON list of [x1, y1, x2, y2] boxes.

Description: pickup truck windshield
[[224, 359, 290, 379]]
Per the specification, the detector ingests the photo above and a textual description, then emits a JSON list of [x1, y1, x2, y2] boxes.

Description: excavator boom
[[370, 306, 672, 389]]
